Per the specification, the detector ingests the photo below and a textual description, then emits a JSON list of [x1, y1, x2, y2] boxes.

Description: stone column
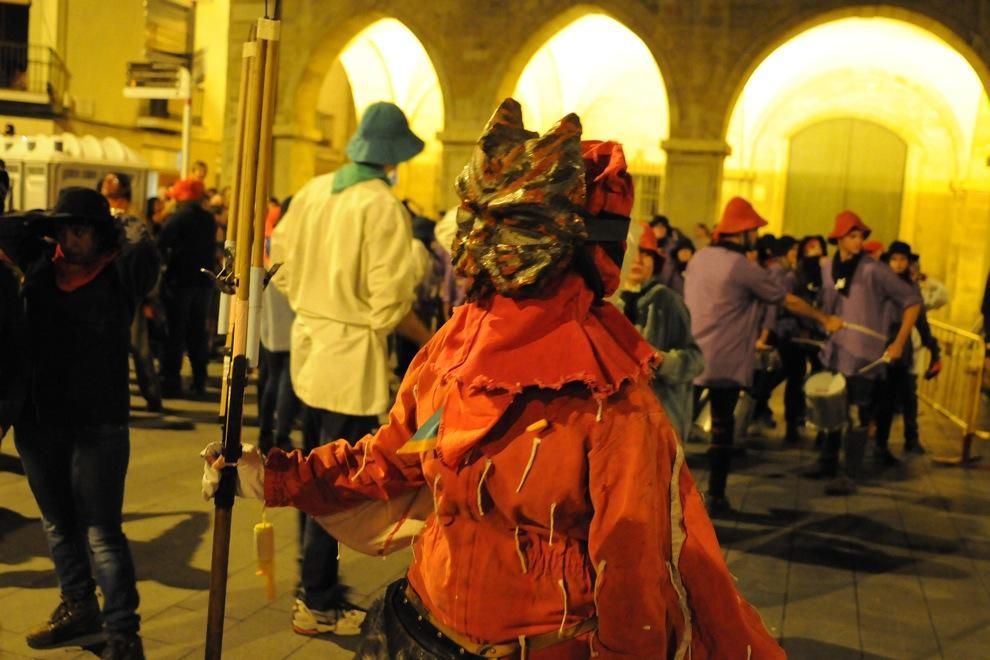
[[435, 124, 480, 212], [661, 138, 731, 226], [270, 123, 322, 200]]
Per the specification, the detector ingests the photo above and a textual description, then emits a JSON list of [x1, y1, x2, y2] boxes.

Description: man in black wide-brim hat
[[12, 186, 159, 660]]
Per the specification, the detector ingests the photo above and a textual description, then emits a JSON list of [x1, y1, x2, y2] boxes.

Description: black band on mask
[[575, 208, 630, 243]]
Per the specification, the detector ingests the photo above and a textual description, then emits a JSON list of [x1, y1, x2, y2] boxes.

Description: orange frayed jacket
[[264, 273, 784, 659]]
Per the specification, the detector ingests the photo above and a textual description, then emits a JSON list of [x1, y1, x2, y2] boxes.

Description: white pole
[[181, 98, 192, 178], [180, 66, 192, 178]]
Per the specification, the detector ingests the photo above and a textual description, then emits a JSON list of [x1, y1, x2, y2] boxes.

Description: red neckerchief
[[429, 271, 660, 467], [52, 245, 116, 292]]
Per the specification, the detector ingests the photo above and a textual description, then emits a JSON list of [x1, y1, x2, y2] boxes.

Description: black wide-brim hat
[[7, 186, 115, 227], [881, 239, 918, 262]]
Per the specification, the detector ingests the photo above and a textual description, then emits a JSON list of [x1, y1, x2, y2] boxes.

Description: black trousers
[[874, 364, 919, 449], [298, 406, 377, 610], [694, 384, 741, 499], [779, 341, 808, 429], [161, 286, 210, 393], [821, 375, 878, 469]]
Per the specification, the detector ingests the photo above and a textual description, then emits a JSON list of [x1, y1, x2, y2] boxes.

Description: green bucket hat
[[346, 102, 425, 166]]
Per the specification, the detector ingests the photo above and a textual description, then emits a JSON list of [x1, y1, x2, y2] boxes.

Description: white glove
[[201, 442, 266, 500]]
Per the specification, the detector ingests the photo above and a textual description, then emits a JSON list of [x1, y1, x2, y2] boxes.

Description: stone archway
[[721, 9, 990, 325], [272, 9, 449, 213], [501, 10, 671, 225]]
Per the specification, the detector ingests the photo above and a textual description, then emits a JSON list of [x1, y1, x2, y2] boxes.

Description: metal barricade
[[918, 319, 989, 465]]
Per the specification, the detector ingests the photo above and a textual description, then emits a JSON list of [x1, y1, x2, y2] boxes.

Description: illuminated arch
[[722, 13, 990, 325], [289, 16, 446, 214], [722, 6, 990, 140], [503, 10, 670, 222]]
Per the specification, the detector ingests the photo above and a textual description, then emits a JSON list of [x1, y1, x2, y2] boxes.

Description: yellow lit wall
[[193, 0, 230, 147], [317, 18, 444, 216], [723, 17, 990, 326], [63, 0, 145, 128], [12, 1, 226, 184], [512, 14, 668, 173]]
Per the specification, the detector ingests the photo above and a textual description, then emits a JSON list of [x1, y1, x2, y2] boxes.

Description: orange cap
[[827, 210, 872, 244], [713, 197, 767, 239], [169, 177, 206, 203]]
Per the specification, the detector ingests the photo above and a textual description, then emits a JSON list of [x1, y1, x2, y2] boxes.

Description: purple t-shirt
[[820, 256, 922, 378], [685, 246, 787, 387]]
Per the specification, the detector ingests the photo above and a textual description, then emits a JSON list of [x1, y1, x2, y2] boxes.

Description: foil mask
[[452, 98, 587, 299]]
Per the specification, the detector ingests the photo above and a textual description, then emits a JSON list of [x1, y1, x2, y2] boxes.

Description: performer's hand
[[823, 315, 844, 334], [885, 341, 905, 361], [924, 357, 942, 380], [201, 442, 265, 500]]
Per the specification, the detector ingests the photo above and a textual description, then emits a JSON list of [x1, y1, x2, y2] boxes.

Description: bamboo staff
[[205, 6, 281, 658]]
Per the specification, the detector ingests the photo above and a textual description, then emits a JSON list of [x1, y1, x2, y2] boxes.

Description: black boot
[[803, 431, 840, 478], [101, 632, 145, 660], [26, 595, 103, 649], [784, 421, 801, 445], [706, 446, 734, 516]]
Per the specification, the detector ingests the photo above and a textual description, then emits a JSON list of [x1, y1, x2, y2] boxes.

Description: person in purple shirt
[[685, 198, 841, 514], [811, 211, 922, 495]]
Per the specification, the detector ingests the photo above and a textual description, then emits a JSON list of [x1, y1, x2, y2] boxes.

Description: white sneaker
[[291, 599, 365, 636]]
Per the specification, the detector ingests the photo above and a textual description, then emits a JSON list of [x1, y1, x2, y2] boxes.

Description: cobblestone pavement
[[1, 370, 988, 659]]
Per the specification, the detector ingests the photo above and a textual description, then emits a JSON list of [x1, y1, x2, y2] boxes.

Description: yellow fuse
[[526, 419, 549, 433], [254, 518, 275, 601]]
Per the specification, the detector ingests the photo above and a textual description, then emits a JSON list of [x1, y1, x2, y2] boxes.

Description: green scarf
[[332, 163, 389, 193]]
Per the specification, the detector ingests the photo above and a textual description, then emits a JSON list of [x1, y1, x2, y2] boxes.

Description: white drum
[[804, 371, 848, 432]]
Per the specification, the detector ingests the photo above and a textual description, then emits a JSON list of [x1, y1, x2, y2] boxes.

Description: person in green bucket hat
[[268, 101, 432, 636]]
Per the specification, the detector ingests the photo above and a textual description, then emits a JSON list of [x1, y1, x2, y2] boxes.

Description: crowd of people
[[0, 95, 959, 658]]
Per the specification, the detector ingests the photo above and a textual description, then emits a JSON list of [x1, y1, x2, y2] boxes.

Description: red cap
[[863, 240, 884, 257], [713, 197, 767, 239], [580, 140, 634, 218], [827, 210, 872, 244], [638, 223, 661, 256], [170, 177, 206, 203]]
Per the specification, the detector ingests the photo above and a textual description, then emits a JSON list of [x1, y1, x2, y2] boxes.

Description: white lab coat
[[271, 174, 415, 416]]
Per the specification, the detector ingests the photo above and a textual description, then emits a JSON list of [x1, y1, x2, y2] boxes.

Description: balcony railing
[[0, 41, 70, 112]]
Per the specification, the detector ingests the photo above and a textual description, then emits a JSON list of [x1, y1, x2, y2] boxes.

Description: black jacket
[[0, 262, 26, 430], [158, 201, 216, 288], [20, 239, 159, 426]]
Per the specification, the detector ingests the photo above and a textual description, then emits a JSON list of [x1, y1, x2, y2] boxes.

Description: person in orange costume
[[204, 99, 783, 659]]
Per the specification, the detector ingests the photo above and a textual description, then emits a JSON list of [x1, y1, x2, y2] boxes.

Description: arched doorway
[[723, 15, 990, 324], [509, 12, 669, 224], [311, 18, 444, 216], [784, 118, 907, 245]]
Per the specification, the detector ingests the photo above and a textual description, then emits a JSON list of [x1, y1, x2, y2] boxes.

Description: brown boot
[[25, 595, 103, 649]]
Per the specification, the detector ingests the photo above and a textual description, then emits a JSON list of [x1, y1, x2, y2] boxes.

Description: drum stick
[[842, 321, 887, 342], [792, 338, 825, 348], [857, 354, 891, 374]]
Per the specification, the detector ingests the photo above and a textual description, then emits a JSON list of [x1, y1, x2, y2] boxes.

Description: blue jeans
[[298, 407, 377, 610], [258, 348, 300, 453], [14, 422, 140, 634]]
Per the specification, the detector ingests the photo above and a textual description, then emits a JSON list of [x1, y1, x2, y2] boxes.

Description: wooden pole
[[217, 31, 255, 422], [205, 8, 281, 656]]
